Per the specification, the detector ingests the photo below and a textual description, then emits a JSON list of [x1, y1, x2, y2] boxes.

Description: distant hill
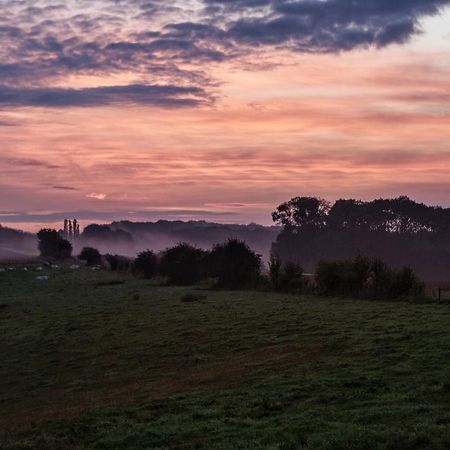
[[1, 220, 280, 262], [107, 220, 280, 261], [0, 225, 37, 261]]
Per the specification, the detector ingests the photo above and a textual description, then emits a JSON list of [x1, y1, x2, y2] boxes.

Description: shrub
[[104, 254, 131, 272], [37, 229, 72, 260], [315, 255, 423, 299], [269, 254, 282, 291], [269, 254, 304, 293], [390, 267, 424, 298], [132, 250, 158, 279], [209, 239, 261, 289], [160, 243, 207, 285], [78, 247, 102, 266], [279, 262, 304, 292]]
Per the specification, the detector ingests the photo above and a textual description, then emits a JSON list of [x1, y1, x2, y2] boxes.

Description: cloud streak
[[0, 84, 210, 108], [0, 209, 238, 224]]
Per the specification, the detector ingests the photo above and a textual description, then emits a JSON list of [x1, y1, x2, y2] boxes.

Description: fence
[[430, 287, 450, 302]]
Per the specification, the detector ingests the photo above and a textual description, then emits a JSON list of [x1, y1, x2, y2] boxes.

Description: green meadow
[[1, 266, 450, 449]]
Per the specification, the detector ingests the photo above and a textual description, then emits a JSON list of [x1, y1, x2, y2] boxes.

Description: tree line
[[37, 228, 423, 300], [272, 196, 450, 283]]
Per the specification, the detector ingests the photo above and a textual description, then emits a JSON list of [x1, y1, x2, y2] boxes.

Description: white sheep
[[36, 276, 50, 281]]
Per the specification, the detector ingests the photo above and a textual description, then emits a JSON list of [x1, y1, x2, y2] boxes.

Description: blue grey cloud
[[206, 0, 450, 51], [0, 84, 210, 108], [0, 0, 448, 107]]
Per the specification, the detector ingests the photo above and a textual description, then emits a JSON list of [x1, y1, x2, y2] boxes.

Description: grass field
[[1, 266, 450, 449]]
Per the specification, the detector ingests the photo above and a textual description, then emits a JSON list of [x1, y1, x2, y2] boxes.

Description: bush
[[315, 255, 424, 299], [78, 247, 102, 266], [279, 262, 304, 292], [209, 239, 261, 289], [160, 243, 207, 285], [269, 254, 304, 292], [132, 250, 158, 279], [37, 229, 72, 260], [390, 267, 424, 298], [104, 254, 131, 272], [269, 254, 282, 291]]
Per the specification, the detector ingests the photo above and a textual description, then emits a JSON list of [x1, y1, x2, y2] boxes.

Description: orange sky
[[1, 2, 450, 230]]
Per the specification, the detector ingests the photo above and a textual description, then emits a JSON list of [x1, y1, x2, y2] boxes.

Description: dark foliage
[[278, 262, 305, 293], [272, 196, 450, 282], [209, 239, 261, 289], [78, 247, 102, 266], [269, 254, 304, 293], [159, 243, 207, 285], [132, 250, 158, 279], [82, 225, 133, 243], [104, 254, 131, 272], [315, 255, 424, 299], [269, 254, 282, 291], [272, 197, 330, 230], [37, 229, 72, 260]]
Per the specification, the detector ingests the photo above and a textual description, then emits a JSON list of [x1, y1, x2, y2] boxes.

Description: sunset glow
[[1, 1, 450, 230]]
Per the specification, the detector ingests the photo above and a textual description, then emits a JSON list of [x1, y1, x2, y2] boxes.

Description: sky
[[1, 0, 450, 231]]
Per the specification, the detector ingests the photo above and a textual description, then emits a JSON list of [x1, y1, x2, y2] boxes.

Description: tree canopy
[[272, 196, 450, 282]]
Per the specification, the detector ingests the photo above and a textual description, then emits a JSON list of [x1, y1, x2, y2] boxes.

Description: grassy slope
[[1, 267, 450, 449]]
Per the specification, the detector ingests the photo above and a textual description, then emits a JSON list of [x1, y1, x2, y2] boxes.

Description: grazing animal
[[36, 276, 49, 281]]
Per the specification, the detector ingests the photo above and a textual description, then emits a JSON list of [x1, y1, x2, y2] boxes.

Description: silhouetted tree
[[209, 239, 261, 289], [37, 229, 72, 260], [73, 219, 80, 239], [78, 247, 101, 266], [272, 195, 450, 282], [278, 262, 304, 292], [269, 254, 282, 291], [105, 254, 131, 272], [132, 250, 158, 279], [328, 199, 368, 231], [63, 219, 69, 239], [272, 197, 330, 231], [159, 243, 207, 285]]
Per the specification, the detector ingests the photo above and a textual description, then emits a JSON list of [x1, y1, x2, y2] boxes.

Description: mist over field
[[4, 195, 450, 284], [0, 220, 279, 263]]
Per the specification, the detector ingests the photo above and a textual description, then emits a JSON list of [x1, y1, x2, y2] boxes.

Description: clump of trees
[[78, 247, 102, 266], [132, 250, 158, 279], [122, 240, 263, 290], [105, 254, 131, 272], [272, 196, 450, 283], [315, 255, 424, 299], [39, 223, 426, 301], [37, 229, 72, 260], [269, 255, 304, 293], [159, 243, 207, 285], [208, 239, 262, 289]]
